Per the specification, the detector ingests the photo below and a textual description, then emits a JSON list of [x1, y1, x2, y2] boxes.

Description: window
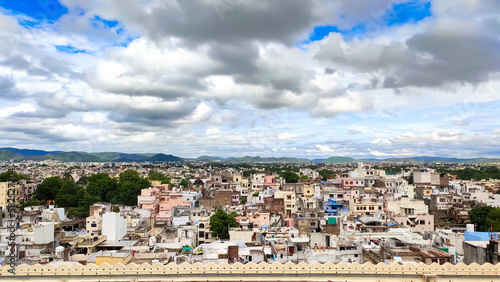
[[419, 220, 425, 225], [91, 223, 97, 228]]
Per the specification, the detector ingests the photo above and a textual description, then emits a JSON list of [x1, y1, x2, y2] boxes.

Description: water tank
[[466, 224, 474, 232], [55, 246, 64, 259], [149, 236, 157, 247]]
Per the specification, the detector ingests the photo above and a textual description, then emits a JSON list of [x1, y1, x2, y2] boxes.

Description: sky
[[0, 0, 499, 159]]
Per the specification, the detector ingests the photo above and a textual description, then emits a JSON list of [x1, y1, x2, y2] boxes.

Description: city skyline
[[0, 0, 499, 159]]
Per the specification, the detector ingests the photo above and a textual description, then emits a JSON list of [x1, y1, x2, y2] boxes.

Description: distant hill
[[30, 152, 104, 162], [0, 147, 61, 156], [234, 156, 311, 163], [90, 152, 151, 162], [322, 156, 356, 163], [0, 147, 499, 163], [195, 156, 234, 162], [148, 154, 183, 162], [0, 150, 24, 160]]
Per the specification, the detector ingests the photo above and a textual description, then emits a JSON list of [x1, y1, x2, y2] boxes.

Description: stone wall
[[1, 261, 500, 281]]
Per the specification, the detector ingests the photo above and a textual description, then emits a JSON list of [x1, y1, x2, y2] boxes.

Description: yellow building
[[0, 182, 8, 208], [303, 184, 315, 198], [274, 191, 296, 217], [349, 198, 383, 216], [90, 250, 132, 265], [241, 178, 250, 188], [0, 182, 22, 208]]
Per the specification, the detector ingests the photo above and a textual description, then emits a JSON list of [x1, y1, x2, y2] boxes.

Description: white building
[[183, 191, 202, 207], [102, 212, 127, 241]]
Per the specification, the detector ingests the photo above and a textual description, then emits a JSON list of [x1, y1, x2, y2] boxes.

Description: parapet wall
[[1, 262, 499, 281]]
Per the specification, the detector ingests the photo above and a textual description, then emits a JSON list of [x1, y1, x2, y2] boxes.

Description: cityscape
[[0, 0, 500, 281]]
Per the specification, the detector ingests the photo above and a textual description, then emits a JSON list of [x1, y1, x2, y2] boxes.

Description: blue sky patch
[[91, 15, 119, 29], [0, 0, 68, 22], [304, 1, 432, 44], [387, 1, 431, 26], [55, 45, 89, 54]]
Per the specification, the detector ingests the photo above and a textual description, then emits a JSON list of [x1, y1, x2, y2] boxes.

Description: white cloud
[[277, 133, 299, 141], [0, 1, 498, 157]]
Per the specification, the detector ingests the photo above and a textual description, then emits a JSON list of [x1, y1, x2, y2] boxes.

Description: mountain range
[[0, 147, 498, 164]]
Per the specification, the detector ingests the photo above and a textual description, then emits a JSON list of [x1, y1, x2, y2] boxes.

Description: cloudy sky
[[0, 0, 499, 159]]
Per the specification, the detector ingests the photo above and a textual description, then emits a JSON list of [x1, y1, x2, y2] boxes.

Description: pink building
[[248, 212, 270, 228], [137, 188, 160, 215], [284, 217, 294, 228], [154, 184, 172, 193], [264, 175, 278, 190], [156, 193, 191, 225], [341, 177, 355, 190]]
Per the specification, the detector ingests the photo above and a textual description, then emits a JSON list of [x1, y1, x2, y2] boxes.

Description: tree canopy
[[111, 170, 150, 206], [147, 171, 170, 183], [469, 205, 494, 232], [0, 171, 30, 182], [443, 166, 500, 181], [280, 170, 299, 183], [86, 173, 118, 203], [209, 209, 239, 239], [34, 177, 64, 202], [486, 208, 500, 232], [32, 169, 150, 217]]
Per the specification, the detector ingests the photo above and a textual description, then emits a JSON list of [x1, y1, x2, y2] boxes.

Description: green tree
[[86, 173, 118, 202], [119, 169, 141, 183], [180, 178, 189, 188], [209, 209, 239, 239], [112, 170, 150, 206], [55, 177, 81, 207], [161, 178, 172, 185], [112, 206, 120, 213], [76, 175, 88, 186], [469, 205, 493, 231], [300, 175, 309, 180], [34, 177, 64, 202], [319, 169, 336, 181], [486, 208, 500, 232], [0, 171, 30, 182], [74, 192, 101, 217], [280, 170, 299, 183], [147, 171, 167, 181], [240, 197, 247, 205]]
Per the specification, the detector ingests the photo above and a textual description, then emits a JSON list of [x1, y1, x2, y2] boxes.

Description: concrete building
[[102, 212, 127, 241]]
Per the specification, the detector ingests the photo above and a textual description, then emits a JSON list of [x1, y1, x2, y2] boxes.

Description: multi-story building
[[275, 190, 296, 217], [348, 198, 383, 217]]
